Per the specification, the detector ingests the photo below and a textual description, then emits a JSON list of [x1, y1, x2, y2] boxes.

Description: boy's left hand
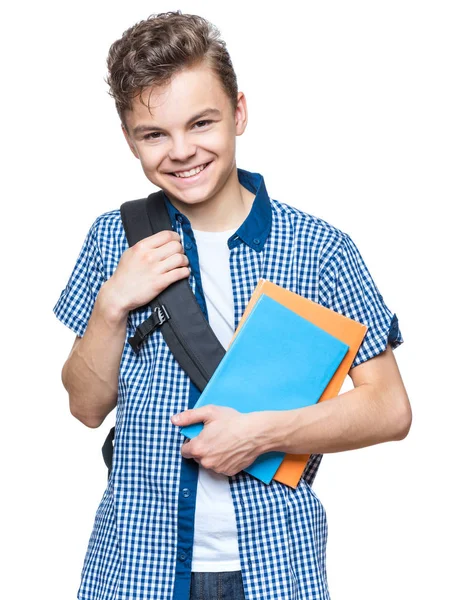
[[171, 406, 264, 477]]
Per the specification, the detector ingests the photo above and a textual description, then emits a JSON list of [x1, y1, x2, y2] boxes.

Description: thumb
[[171, 406, 212, 426]]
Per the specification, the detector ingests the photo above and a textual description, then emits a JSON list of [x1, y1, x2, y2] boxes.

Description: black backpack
[[101, 190, 226, 478]]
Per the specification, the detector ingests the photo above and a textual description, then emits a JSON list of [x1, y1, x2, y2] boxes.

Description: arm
[[257, 343, 412, 455], [176, 234, 409, 472], [266, 232, 411, 454], [61, 229, 190, 429], [175, 344, 412, 475], [61, 282, 128, 428]]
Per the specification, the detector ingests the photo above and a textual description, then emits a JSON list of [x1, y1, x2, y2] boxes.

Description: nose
[[168, 133, 196, 163]]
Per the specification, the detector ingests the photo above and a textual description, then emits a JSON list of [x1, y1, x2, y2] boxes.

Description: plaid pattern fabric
[[54, 169, 403, 600]]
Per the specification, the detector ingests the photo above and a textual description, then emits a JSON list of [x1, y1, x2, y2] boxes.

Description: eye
[[143, 132, 164, 141], [194, 120, 212, 128]]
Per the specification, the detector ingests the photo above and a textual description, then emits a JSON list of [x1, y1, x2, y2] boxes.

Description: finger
[[141, 230, 181, 250], [159, 266, 191, 288], [181, 440, 193, 459], [158, 252, 189, 274], [154, 239, 184, 262], [172, 406, 211, 426]]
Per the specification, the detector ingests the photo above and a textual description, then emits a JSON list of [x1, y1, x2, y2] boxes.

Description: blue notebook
[[180, 294, 349, 484]]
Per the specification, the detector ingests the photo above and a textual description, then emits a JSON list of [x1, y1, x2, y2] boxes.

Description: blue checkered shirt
[[53, 168, 403, 600]]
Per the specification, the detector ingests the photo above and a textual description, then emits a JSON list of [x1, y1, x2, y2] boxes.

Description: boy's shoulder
[[87, 208, 126, 244], [90, 208, 123, 233], [84, 209, 128, 265], [270, 197, 347, 244]]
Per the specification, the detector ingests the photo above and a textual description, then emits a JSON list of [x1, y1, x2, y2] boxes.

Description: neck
[[164, 166, 255, 232]]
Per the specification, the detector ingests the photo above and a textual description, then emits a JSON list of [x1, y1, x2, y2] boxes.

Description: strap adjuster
[[128, 304, 170, 354]]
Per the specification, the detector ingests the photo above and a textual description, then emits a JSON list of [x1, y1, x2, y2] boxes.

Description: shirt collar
[[162, 168, 272, 252]]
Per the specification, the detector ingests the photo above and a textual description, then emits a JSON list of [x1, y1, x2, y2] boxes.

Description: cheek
[[138, 149, 162, 172], [205, 129, 235, 155]]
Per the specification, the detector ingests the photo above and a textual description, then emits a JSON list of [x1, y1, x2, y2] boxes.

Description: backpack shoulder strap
[[102, 191, 226, 478], [120, 190, 165, 245], [121, 190, 226, 386]]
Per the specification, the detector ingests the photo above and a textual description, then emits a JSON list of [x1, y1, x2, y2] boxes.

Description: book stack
[[181, 279, 367, 487]]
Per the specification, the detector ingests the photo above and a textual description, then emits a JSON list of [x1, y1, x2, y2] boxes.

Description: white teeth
[[173, 163, 208, 178]]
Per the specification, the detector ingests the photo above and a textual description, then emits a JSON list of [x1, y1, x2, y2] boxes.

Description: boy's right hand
[[104, 230, 190, 315]]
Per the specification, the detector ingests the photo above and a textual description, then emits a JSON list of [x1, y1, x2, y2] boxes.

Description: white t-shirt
[[190, 227, 242, 573]]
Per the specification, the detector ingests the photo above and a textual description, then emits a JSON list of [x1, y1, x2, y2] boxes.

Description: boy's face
[[122, 62, 247, 208]]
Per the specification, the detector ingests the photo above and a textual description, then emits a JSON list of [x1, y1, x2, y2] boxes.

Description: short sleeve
[[322, 232, 403, 368], [53, 217, 105, 337]]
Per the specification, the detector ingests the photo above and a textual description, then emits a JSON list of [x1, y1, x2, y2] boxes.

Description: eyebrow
[[132, 108, 222, 136]]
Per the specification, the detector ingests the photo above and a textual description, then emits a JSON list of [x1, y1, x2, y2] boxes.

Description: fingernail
[[172, 414, 180, 424]]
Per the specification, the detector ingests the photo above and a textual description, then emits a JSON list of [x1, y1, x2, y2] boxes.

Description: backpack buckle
[[128, 304, 170, 353]]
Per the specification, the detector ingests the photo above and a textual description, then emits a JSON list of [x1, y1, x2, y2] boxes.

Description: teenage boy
[[54, 11, 411, 600]]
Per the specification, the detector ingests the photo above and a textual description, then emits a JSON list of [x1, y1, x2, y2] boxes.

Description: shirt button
[[185, 241, 193, 250], [176, 215, 183, 223], [179, 553, 187, 562], [182, 488, 191, 498], [253, 238, 260, 245]]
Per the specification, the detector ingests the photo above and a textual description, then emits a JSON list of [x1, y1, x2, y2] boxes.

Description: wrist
[[249, 411, 286, 454], [96, 280, 129, 326]]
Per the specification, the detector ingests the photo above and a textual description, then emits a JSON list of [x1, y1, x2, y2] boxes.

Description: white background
[[1, 1, 447, 598]]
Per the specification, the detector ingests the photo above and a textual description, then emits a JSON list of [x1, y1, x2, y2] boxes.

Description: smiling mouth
[[169, 161, 212, 179]]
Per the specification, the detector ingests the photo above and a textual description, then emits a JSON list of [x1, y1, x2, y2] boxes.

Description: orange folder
[[227, 279, 367, 488]]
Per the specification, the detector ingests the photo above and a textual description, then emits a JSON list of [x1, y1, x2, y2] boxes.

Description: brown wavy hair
[[106, 11, 239, 126]]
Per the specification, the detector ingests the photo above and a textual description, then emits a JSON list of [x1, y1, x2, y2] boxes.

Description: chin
[[169, 189, 214, 206], [166, 179, 218, 203]]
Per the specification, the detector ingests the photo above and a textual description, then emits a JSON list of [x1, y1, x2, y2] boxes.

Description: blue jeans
[[190, 571, 245, 600]]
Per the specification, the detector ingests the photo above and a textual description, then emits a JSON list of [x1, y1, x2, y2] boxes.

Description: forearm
[[62, 280, 128, 428], [254, 383, 410, 455]]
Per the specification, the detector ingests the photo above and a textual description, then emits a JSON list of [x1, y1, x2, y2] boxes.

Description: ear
[[235, 91, 248, 137], [121, 124, 139, 159]]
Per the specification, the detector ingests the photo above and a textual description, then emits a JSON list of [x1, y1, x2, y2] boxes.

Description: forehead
[[125, 63, 232, 129]]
